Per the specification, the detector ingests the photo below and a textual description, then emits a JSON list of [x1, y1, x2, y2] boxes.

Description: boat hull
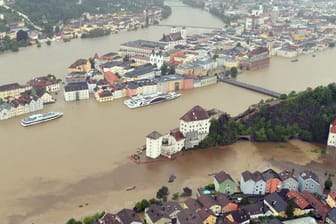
[[21, 112, 63, 127], [124, 92, 181, 109]]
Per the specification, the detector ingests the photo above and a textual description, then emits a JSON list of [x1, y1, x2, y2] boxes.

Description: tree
[[239, 196, 250, 205], [172, 192, 179, 200], [230, 67, 238, 78], [16, 29, 28, 42], [160, 63, 169, 76], [0, 98, 3, 105], [325, 177, 333, 190], [156, 186, 169, 199], [66, 218, 82, 224], [135, 199, 150, 212], [213, 54, 219, 60], [285, 199, 295, 218]]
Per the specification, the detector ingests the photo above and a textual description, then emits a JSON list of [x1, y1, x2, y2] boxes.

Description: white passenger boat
[[124, 92, 181, 109], [20, 112, 63, 127]]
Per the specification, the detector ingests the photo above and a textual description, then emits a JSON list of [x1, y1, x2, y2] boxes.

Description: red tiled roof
[[330, 120, 336, 133], [301, 190, 330, 220], [287, 190, 310, 210], [180, 105, 209, 122], [170, 128, 185, 141]]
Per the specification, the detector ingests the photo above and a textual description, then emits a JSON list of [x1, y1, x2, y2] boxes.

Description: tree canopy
[[201, 84, 336, 147]]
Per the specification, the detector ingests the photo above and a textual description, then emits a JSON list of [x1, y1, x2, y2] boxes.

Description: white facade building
[[179, 105, 210, 149], [240, 171, 266, 195], [328, 120, 336, 148], [146, 131, 163, 159], [64, 82, 89, 101]]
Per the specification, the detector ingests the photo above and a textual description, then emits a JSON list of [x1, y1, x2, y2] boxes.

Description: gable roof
[[262, 169, 280, 181], [176, 208, 202, 224], [162, 201, 182, 216], [279, 170, 297, 182], [145, 204, 170, 223], [242, 170, 265, 182], [230, 210, 250, 223], [299, 170, 319, 183], [180, 105, 209, 122], [214, 171, 235, 184], [264, 192, 288, 212], [197, 194, 217, 209], [301, 191, 330, 220], [197, 208, 214, 221], [116, 208, 142, 224], [184, 198, 201, 211], [328, 208, 336, 222], [287, 190, 310, 210]]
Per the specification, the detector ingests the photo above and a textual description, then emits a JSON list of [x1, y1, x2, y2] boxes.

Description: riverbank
[[6, 139, 327, 224]]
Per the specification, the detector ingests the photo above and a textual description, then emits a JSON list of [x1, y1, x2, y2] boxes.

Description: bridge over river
[[220, 79, 282, 98], [154, 24, 223, 30]]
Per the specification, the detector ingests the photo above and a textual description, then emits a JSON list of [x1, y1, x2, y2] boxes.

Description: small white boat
[[21, 112, 63, 127], [126, 186, 136, 191]]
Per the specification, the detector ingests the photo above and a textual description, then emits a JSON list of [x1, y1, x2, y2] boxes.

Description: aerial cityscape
[[1, 0, 336, 224]]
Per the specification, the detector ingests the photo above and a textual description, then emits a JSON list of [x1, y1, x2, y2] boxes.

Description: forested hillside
[[200, 83, 336, 147], [12, 0, 165, 27]]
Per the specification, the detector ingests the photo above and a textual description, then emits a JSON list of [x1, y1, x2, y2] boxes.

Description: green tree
[[160, 63, 169, 76], [156, 186, 169, 199], [172, 192, 179, 200], [0, 98, 3, 105], [285, 199, 295, 218], [213, 54, 219, 60], [66, 218, 82, 224], [230, 67, 238, 78], [325, 177, 333, 190]]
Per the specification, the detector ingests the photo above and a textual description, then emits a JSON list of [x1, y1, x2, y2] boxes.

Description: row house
[[155, 74, 185, 92], [131, 55, 150, 66], [175, 59, 218, 78], [264, 192, 288, 217], [68, 59, 91, 73], [298, 170, 321, 194], [279, 170, 299, 191], [286, 190, 313, 216], [0, 83, 31, 99], [301, 190, 330, 221], [193, 75, 217, 88], [66, 72, 87, 83], [123, 63, 158, 81], [239, 46, 270, 71], [120, 39, 167, 57], [94, 89, 113, 103], [0, 95, 43, 120], [240, 171, 266, 195], [326, 192, 336, 209], [27, 76, 61, 92], [64, 82, 89, 102], [144, 201, 183, 224], [213, 171, 236, 195], [116, 208, 142, 224], [100, 61, 133, 76], [104, 71, 120, 85], [262, 169, 282, 193]]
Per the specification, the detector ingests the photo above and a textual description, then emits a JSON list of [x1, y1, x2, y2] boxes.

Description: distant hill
[[12, 0, 165, 27], [200, 83, 336, 147]]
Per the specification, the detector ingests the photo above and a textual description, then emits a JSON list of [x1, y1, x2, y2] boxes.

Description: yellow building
[[326, 193, 336, 208], [68, 59, 91, 73]]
